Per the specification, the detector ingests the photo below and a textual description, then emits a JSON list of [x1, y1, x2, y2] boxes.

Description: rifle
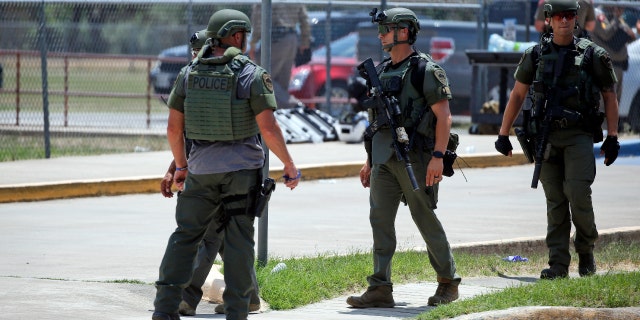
[[358, 58, 419, 191], [530, 47, 578, 188]]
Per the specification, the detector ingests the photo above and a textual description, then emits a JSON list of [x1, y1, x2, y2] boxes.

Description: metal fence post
[[39, 0, 50, 159], [257, 0, 272, 268], [324, 2, 332, 110]]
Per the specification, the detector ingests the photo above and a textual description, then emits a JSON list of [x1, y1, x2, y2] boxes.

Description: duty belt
[[550, 108, 583, 130]]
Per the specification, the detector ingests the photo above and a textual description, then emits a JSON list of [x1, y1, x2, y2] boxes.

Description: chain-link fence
[[0, 0, 637, 161]]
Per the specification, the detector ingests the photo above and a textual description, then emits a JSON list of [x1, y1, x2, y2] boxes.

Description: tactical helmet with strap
[[189, 29, 208, 50], [370, 7, 420, 50], [543, 0, 579, 18], [206, 9, 251, 50]]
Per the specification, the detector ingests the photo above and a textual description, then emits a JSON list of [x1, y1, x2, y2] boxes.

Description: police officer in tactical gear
[[495, 0, 619, 280], [534, 0, 596, 38], [159, 28, 261, 317], [346, 7, 461, 308], [152, 9, 300, 320]]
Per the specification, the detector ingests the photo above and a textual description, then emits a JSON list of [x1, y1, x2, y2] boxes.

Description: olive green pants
[[154, 169, 259, 320], [367, 154, 460, 287], [182, 220, 261, 310], [539, 128, 598, 268], [181, 219, 224, 308]]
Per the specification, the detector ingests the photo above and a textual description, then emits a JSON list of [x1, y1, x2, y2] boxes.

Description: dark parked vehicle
[[149, 45, 190, 94], [306, 10, 371, 51], [149, 10, 370, 95]]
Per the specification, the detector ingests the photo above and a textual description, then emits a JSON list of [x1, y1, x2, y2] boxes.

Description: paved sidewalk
[[2, 130, 639, 202], [0, 129, 532, 202]]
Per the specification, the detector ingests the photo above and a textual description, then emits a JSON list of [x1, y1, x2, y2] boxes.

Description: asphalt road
[[2, 161, 638, 284]]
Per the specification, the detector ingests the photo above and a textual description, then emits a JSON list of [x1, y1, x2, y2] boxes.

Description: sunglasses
[[377, 24, 399, 35], [552, 11, 577, 21]]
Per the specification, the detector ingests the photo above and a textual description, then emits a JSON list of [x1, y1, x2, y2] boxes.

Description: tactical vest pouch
[[447, 132, 459, 152], [416, 114, 458, 177], [589, 111, 605, 143], [442, 133, 459, 177], [443, 150, 456, 177]]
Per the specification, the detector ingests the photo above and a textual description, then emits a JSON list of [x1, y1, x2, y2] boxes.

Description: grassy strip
[[419, 272, 640, 319], [0, 134, 168, 161], [253, 241, 639, 312]]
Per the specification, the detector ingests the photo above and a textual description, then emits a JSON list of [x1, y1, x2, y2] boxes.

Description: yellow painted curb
[[0, 177, 161, 203], [0, 153, 528, 203]]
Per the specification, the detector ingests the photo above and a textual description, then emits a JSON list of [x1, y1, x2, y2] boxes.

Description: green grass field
[[0, 56, 171, 161], [249, 240, 640, 316]]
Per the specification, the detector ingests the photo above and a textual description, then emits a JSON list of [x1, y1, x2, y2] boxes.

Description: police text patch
[[192, 75, 230, 91]]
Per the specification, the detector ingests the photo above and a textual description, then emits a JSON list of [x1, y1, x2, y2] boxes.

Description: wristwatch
[[432, 151, 444, 159]]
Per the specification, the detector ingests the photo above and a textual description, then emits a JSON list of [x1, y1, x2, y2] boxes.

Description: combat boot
[[214, 302, 261, 314], [151, 311, 180, 320], [346, 285, 395, 308], [540, 263, 569, 280], [427, 277, 459, 306], [578, 253, 596, 277], [178, 301, 195, 316]]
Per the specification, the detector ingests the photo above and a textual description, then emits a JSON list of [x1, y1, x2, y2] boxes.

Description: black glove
[[494, 135, 513, 156], [600, 135, 619, 166]]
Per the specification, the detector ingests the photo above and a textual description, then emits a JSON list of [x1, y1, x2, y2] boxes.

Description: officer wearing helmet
[[152, 9, 300, 320], [533, 0, 596, 37], [495, 0, 619, 280], [347, 7, 461, 308], [189, 29, 207, 58], [158, 28, 261, 318]]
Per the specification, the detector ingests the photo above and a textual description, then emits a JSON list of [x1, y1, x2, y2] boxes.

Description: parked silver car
[[619, 38, 640, 132]]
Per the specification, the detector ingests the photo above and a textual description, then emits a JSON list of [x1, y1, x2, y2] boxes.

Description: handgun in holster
[[515, 127, 535, 163], [253, 178, 275, 218]]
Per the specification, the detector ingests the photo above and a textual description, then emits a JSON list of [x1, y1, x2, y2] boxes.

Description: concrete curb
[[0, 153, 529, 203], [452, 306, 640, 320], [450, 226, 640, 255]]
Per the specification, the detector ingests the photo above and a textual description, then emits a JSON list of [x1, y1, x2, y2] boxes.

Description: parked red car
[[288, 32, 358, 117], [288, 30, 461, 118]]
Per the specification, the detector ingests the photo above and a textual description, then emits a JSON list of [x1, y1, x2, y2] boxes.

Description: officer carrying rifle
[[347, 7, 462, 310], [494, 0, 620, 280]]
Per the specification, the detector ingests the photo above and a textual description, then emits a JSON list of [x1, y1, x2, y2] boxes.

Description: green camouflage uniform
[[367, 53, 461, 288], [514, 37, 616, 269], [154, 46, 276, 320]]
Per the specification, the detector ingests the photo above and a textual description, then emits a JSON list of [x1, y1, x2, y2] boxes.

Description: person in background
[[534, 0, 595, 38], [495, 0, 619, 280], [152, 9, 300, 320], [346, 7, 461, 309], [591, 6, 636, 102], [249, 3, 310, 108], [159, 29, 262, 317]]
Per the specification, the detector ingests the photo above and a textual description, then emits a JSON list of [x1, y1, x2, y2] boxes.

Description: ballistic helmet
[[189, 29, 208, 50], [370, 7, 420, 46], [373, 7, 420, 33], [206, 9, 251, 39], [544, 0, 579, 18]]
